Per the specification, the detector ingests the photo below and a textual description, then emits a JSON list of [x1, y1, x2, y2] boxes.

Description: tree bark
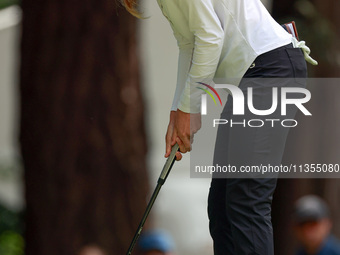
[[20, 0, 149, 254]]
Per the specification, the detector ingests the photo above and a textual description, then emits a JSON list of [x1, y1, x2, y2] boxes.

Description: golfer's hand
[[174, 109, 201, 154], [165, 111, 182, 161], [165, 110, 201, 161]]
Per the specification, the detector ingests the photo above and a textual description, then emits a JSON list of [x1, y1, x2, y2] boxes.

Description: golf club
[[126, 143, 180, 255]]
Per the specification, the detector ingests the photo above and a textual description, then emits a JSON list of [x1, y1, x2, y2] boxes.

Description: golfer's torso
[[157, 0, 292, 84]]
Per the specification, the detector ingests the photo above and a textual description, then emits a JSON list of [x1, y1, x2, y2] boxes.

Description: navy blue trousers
[[208, 44, 307, 255]]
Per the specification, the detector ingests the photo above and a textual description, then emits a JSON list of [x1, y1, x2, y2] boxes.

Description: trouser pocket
[[285, 48, 307, 85]]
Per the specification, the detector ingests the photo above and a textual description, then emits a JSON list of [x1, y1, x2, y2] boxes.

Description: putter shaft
[[126, 144, 179, 255]]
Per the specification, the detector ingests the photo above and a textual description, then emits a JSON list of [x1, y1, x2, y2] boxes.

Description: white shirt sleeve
[[172, 0, 224, 113], [171, 32, 193, 112]]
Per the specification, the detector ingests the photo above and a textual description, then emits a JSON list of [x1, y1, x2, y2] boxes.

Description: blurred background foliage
[[0, 0, 20, 10], [274, 0, 340, 77], [0, 0, 23, 250], [0, 204, 24, 255], [0, 163, 24, 255]]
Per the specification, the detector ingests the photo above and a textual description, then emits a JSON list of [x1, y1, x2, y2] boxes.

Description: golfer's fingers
[[165, 140, 171, 158], [175, 151, 182, 161], [177, 135, 191, 152], [175, 137, 183, 153], [176, 136, 190, 154], [166, 143, 182, 160], [165, 126, 175, 158]]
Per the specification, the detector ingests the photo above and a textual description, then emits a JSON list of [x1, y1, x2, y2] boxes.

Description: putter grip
[[158, 143, 179, 185]]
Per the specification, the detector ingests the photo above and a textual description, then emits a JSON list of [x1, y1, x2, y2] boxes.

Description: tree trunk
[[20, 0, 149, 254]]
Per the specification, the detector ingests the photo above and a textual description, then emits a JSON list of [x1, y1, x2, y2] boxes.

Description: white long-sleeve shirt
[[157, 0, 292, 113]]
